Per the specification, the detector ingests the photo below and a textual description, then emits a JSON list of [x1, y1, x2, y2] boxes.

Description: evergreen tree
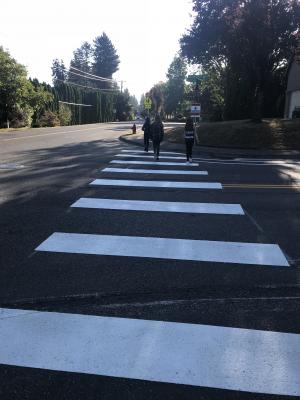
[[69, 42, 92, 85], [51, 59, 67, 85], [92, 32, 120, 88]]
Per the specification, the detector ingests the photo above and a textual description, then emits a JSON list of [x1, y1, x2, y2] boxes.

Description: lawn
[[166, 119, 300, 150]]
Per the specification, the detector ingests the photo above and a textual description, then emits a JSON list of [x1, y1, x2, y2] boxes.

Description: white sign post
[[190, 105, 201, 141]]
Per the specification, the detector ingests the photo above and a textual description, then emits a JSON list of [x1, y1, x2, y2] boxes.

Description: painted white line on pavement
[[36, 233, 289, 266], [71, 198, 244, 215], [110, 160, 199, 166], [0, 163, 25, 170], [116, 153, 186, 160], [0, 307, 298, 396], [90, 179, 222, 189], [121, 149, 184, 155], [194, 158, 300, 167], [121, 151, 300, 165], [103, 167, 208, 175]]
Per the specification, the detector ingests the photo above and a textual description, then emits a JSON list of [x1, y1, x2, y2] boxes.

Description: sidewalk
[[120, 131, 300, 159]]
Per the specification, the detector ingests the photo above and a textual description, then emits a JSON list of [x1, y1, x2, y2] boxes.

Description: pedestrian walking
[[184, 116, 195, 163], [131, 123, 137, 134], [151, 115, 164, 160], [142, 116, 151, 152]]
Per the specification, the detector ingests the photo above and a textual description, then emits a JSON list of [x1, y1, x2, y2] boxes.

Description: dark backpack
[[151, 122, 163, 142]]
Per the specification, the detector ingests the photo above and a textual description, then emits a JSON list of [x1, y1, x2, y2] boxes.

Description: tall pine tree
[[68, 42, 92, 85], [92, 33, 120, 89], [51, 59, 67, 86]]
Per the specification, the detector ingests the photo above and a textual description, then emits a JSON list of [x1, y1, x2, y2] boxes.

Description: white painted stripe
[[121, 149, 184, 155], [103, 167, 208, 175], [194, 158, 300, 167], [195, 159, 270, 166], [0, 307, 298, 396], [121, 151, 299, 165], [116, 153, 186, 160], [71, 198, 245, 215], [90, 179, 222, 189], [36, 233, 289, 266], [111, 160, 199, 167]]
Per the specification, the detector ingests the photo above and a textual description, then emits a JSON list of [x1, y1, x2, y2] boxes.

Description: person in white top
[[184, 116, 195, 163]]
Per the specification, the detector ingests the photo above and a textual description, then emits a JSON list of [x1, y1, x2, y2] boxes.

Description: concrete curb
[[119, 133, 144, 148]]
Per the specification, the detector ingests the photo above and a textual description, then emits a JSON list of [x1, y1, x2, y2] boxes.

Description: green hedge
[[50, 83, 115, 125]]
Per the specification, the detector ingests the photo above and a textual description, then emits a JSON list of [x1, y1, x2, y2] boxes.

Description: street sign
[[187, 75, 208, 83], [191, 105, 201, 116], [144, 97, 152, 109]]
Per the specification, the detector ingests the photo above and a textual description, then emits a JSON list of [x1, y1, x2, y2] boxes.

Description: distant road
[[0, 121, 182, 161]]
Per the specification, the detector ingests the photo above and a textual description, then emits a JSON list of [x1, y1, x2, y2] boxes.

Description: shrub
[[36, 110, 60, 127], [9, 106, 33, 128], [58, 103, 72, 126]]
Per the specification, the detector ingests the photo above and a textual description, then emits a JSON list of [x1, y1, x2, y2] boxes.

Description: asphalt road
[[0, 122, 299, 399]]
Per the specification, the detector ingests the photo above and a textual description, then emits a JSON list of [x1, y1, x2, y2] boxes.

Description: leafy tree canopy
[[0, 47, 52, 127], [180, 0, 300, 120], [164, 55, 187, 117]]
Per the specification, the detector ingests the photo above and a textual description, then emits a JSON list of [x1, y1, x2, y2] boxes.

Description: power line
[[68, 68, 115, 84], [67, 69, 105, 82], [69, 66, 117, 83], [56, 79, 119, 93]]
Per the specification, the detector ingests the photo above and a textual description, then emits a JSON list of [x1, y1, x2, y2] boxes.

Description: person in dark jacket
[[131, 123, 137, 134], [151, 115, 164, 160], [142, 116, 151, 152], [184, 116, 195, 163]]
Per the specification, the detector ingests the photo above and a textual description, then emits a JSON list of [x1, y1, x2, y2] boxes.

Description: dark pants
[[153, 140, 160, 158], [144, 134, 150, 151], [185, 140, 193, 160]]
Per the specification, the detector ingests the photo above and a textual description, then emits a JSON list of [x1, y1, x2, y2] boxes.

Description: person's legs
[[187, 141, 191, 159], [186, 141, 193, 161], [144, 134, 149, 151], [153, 141, 158, 159], [189, 142, 193, 160], [157, 142, 160, 159], [185, 141, 189, 161]]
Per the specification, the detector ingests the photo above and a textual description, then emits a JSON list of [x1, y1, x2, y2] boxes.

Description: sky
[[0, 0, 194, 100]]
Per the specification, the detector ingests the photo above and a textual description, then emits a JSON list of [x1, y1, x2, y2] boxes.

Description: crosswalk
[[71, 198, 245, 214], [90, 178, 222, 189], [1, 147, 298, 397], [110, 159, 199, 166], [103, 167, 208, 175], [1, 307, 299, 397]]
